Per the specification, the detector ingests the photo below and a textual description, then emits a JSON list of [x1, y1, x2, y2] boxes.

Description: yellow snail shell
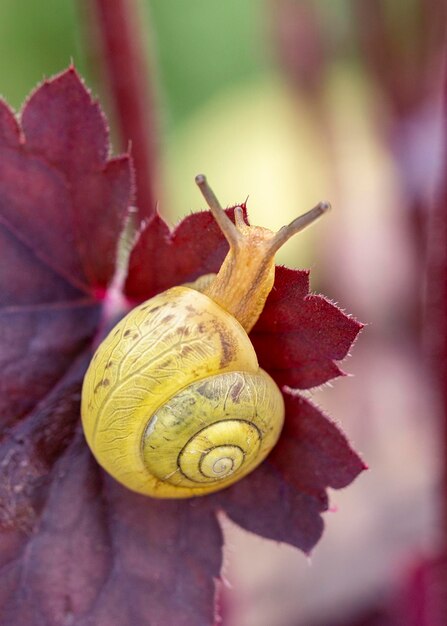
[[82, 287, 283, 497], [81, 175, 329, 498]]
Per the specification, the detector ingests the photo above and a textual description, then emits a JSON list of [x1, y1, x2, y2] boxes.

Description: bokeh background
[[1, 1, 445, 624]]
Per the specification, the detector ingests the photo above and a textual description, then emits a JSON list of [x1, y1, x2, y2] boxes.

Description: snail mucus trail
[[81, 175, 330, 498]]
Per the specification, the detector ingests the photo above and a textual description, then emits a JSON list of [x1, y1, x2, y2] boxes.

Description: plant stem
[[423, 62, 447, 625], [89, 0, 158, 219]]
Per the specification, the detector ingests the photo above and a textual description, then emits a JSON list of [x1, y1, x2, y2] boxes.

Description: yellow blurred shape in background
[[161, 77, 331, 269]]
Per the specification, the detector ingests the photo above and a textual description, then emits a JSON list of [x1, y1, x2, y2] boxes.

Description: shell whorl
[[142, 369, 284, 496], [81, 286, 285, 498]]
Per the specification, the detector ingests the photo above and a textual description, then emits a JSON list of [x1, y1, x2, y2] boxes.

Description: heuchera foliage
[[0, 68, 365, 626]]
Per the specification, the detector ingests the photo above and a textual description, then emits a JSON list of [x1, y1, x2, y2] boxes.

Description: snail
[[81, 176, 329, 498]]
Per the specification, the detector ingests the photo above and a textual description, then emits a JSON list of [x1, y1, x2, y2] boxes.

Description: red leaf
[[0, 68, 132, 427], [252, 266, 363, 389], [0, 303, 98, 429], [0, 354, 91, 532], [0, 67, 133, 294], [210, 397, 365, 555], [0, 431, 223, 626], [0, 68, 365, 626], [21, 70, 108, 172], [270, 394, 367, 497], [215, 462, 326, 554]]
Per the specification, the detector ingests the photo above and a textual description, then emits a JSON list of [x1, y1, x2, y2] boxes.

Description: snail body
[[81, 176, 329, 498]]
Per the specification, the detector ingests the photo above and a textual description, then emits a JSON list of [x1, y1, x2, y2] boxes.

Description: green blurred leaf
[[147, 0, 268, 128], [0, 0, 86, 109]]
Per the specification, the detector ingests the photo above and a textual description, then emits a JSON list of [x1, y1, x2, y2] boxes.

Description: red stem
[[90, 0, 158, 220], [422, 53, 447, 626], [425, 52, 447, 531]]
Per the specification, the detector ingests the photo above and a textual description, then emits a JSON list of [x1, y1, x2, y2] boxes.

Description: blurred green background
[[0, 0, 400, 271]]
